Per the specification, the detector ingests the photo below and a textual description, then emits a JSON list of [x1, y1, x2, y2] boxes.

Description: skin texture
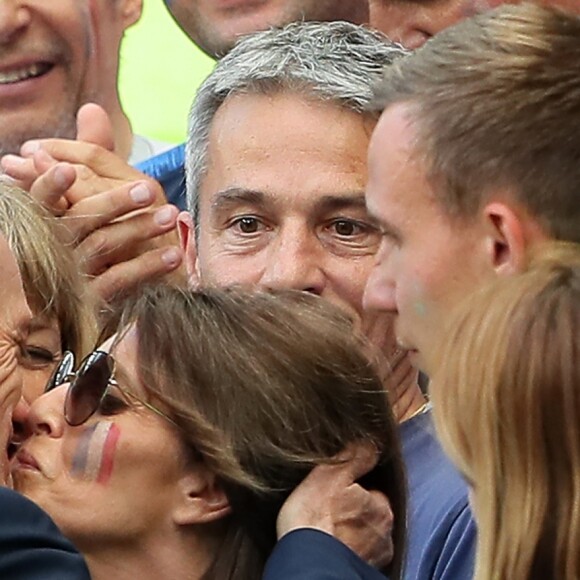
[[14, 332, 191, 550], [369, 0, 580, 48], [363, 104, 496, 374], [0, 234, 31, 485], [190, 93, 381, 325], [164, 0, 369, 56], [0, 0, 142, 159], [20, 315, 62, 404], [184, 93, 419, 405]]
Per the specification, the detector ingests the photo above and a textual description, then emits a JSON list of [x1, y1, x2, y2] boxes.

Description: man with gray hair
[[178, 21, 475, 579]]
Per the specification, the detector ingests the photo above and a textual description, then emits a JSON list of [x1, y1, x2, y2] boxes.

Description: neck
[[383, 350, 426, 423], [81, 527, 215, 580]]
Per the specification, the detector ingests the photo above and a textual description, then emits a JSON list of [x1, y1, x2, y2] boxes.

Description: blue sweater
[[263, 411, 476, 579]]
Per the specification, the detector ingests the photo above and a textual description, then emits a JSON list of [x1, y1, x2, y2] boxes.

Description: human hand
[[0, 104, 185, 302], [276, 442, 394, 569]]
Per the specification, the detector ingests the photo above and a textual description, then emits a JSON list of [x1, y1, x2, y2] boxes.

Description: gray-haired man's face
[[182, 91, 388, 335]]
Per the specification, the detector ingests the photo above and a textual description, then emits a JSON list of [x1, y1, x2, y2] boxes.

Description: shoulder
[[0, 488, 90, 580]]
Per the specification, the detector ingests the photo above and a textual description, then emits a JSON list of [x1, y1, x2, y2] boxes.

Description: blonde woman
[[431, 243, 580, 579]]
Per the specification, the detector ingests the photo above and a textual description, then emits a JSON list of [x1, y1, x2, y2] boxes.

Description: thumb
[[76, 103, 115, 150]]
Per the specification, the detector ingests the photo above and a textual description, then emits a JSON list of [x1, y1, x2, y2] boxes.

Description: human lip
[[13, 448, 42, 473]]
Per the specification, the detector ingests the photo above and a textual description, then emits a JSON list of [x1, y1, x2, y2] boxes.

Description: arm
[[1, 104, 185, 302], [267, 443, 394, 580], [264, 529, 387, 580], [0, 488, 90, 579]]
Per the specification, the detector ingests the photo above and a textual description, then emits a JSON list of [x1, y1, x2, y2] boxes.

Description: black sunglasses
[[46, 350, 178, 428]]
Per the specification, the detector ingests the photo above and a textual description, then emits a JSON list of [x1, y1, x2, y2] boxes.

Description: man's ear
[[172, 468, 231, 527], [482, 201, 541, 276], [177, 211, 201, 287], [119, 0, 143, 29]]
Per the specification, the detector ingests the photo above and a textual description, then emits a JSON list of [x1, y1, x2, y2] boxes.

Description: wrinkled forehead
[[0, 233, 30, 328]]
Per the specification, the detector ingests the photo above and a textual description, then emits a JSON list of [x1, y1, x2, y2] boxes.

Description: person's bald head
[[164, 0, 369, 57]]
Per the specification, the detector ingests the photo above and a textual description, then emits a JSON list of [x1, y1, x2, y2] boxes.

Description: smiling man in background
[[0, 0, 167, 163]]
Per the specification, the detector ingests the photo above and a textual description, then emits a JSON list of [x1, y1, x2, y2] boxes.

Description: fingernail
[[130, 183, 153, 205], [162, 247, 181, 267], [154, 206, 176, 226], [21, 141, 40, 156]]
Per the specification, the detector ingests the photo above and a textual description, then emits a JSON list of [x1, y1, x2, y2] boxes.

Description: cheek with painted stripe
[[70, 421, 120, 484]]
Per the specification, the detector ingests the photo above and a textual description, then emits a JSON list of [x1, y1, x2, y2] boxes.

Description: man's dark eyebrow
[[211, 188, 267, 212], [315, 193, 368, 213]]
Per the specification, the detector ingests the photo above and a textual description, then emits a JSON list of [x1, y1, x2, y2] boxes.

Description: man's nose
[[363, 247, 397, 313], [0, 2, 31, 45], [260, 228, 326, 295]]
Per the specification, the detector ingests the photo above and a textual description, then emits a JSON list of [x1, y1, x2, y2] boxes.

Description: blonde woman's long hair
[[431, 242, 580, 580]]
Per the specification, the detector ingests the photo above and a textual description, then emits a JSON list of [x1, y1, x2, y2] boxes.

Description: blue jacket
[[137, 144, 187, 210], [264, 529, 386, 579], [0, 487, 90, 579]]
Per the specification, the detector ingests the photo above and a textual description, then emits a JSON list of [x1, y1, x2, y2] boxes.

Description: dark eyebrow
[[315, 193, 368, 213], [211, 188, 267, 212]]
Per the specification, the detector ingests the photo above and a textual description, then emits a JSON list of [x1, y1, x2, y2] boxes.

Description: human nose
[[0, 1, 31, 44], [27, 384, 67, 438], [260, 225, 326, 295], [363, 241, 397, 313]]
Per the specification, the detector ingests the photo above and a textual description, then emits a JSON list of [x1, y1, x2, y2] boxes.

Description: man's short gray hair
[[186, 20, 408, 222]]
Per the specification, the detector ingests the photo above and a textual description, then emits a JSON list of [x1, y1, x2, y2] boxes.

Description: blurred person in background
[[369, 0, 580, 48]]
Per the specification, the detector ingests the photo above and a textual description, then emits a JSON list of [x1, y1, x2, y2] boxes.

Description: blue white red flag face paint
[[71, 421, 121, 484]]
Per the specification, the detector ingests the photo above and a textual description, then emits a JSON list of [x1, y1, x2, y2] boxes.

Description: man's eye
[[332, 220, 361, 236], [230, 216, 262, 234], [98, 394, 129, 416]]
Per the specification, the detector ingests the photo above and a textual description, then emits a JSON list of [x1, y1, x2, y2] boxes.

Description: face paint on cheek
[[71, 421, 120, 484]]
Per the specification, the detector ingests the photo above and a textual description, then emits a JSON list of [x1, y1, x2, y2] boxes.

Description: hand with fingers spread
[[277, 442, 395, 570]]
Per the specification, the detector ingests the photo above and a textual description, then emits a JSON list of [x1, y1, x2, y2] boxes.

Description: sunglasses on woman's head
[[46, 350, 179, 428]]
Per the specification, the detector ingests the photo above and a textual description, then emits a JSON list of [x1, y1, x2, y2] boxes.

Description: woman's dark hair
[[114, 285, 406, 578]]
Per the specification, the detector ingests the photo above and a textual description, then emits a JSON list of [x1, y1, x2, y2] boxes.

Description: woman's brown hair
[[432, 242, 580, 579], [113, 284, 407, 579]]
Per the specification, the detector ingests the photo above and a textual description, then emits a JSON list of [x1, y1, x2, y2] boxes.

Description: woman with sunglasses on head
[[13, 285, 407, 580], [431, 242, 580, 580]]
